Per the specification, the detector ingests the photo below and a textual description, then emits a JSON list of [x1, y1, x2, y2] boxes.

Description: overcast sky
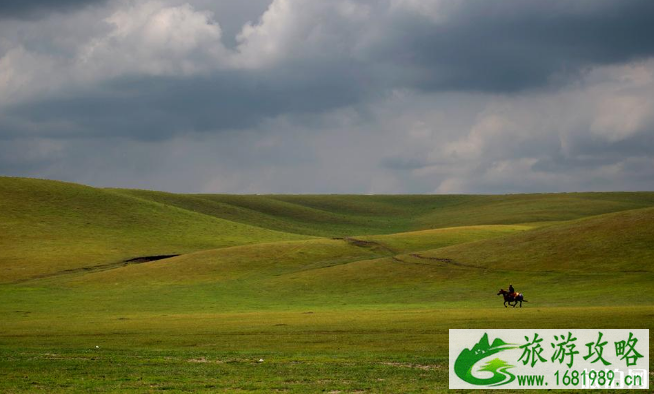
[[1, 0, 653, 193]]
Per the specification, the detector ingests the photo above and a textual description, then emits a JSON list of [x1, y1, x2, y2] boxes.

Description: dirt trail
[[408, 253, 486, 270], [333, 237, 397, 254], [123, 255, 179, 263], [11, 254, 180, 284], [334, 237, 487, 270]]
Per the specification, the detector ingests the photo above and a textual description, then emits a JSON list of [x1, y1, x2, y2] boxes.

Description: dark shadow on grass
[[11, 254, 180, 283]]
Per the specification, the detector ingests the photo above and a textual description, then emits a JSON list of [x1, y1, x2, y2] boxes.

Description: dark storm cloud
[[2, 0, 654, 193], [4, 0, 654, 140], [531, 129, 654, 174], [376, 0, 654, 92], [0, 0, 108, 19], [3, 63, 368, 140]]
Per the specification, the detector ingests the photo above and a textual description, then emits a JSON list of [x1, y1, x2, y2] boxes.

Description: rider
[[508, 284, 515, 298]]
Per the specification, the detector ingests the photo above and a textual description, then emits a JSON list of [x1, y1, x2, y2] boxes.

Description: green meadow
[[1, 177, 653, 392]]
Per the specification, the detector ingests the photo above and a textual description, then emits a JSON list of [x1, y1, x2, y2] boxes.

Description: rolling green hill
[[412, 206, 654, 273], [59, 224, 529, 286], [11, 208, 652, 314], [0, 177, 307, 283], [3, 175, 654, 290], [113, 188, 654, 236]]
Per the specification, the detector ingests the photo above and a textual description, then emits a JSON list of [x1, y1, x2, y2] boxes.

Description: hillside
[[14, 209, 652, 314], [411, 207, 654, 273], [3, 176, 654, 284], [113, 188, 654, 236], [0, 177, 307, 283], [63, 224, 528, 285]]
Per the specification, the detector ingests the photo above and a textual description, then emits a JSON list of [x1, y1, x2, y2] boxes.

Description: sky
[[1, 0, 653, 194]]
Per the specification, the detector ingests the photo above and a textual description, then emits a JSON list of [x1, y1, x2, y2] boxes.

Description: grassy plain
[[1, 177, 653, 392]]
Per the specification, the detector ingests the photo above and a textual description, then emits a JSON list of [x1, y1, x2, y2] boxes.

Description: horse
[[497, 289, 528, 308]]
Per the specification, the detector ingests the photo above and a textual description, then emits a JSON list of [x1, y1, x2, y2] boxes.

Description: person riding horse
[[497, 287, 528, 307]]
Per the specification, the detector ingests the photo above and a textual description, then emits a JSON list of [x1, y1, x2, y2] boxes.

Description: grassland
[[1, 176, 653, 392]]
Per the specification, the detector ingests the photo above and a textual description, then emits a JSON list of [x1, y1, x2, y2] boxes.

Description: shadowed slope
[[355, 225, 532, 254], [111, 189, 370, 237], [113, 189, 654, 236]]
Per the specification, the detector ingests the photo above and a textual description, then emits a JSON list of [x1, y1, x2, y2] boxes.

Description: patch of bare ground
[[409, 253, 485, 269], [333, 237, 396, 254], [380, 362, 444, 371], [13, 254, 180, 283]]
